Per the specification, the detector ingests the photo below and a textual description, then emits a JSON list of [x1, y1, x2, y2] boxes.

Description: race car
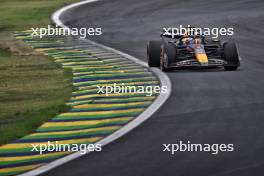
[[147, 28, 240, 71]]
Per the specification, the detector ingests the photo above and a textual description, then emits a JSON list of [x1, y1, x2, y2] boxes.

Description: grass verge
[[0, 0, 78, 145]]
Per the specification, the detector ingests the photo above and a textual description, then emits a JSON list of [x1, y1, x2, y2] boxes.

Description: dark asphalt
[[43, 0, 264, 175]]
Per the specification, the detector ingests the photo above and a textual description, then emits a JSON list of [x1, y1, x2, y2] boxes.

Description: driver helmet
[[185, 37, 194, 44], [195, 38, 201, 44]]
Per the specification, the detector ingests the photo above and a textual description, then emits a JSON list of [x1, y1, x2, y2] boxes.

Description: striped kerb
[[0, 32, 159, 176]]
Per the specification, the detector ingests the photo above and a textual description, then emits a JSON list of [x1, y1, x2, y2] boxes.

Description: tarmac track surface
[[43, 0, 264, 175]]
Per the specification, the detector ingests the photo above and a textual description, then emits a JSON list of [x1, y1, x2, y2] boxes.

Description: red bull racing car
[[147, 28, 240, 71]]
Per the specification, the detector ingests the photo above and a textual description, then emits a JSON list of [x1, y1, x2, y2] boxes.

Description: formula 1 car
[[147, 28, 240, 71]]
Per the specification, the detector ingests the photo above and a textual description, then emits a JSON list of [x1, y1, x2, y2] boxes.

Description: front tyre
[[147, 40, 162, 67]]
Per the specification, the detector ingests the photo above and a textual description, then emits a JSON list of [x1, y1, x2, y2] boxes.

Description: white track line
[[19, 0, 171, 175]]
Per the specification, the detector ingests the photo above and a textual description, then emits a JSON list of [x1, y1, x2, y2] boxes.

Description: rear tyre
[[147, 40, 162, 67], [160, 53, 169, 71], [160, 43, 176, 72], [223, 42, 240, 71]]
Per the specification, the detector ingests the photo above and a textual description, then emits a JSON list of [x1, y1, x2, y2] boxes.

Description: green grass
[[0, 0, 78, 31], [0, 0, 78, 145]]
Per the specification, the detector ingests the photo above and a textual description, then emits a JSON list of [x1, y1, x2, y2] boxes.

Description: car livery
[[147, 27, 240, 71]]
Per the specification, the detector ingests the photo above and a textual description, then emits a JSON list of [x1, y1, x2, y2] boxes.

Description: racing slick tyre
[[147, 40, 162, 67], [160, 43, 176, 72], [223, 42, 240, 71]]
